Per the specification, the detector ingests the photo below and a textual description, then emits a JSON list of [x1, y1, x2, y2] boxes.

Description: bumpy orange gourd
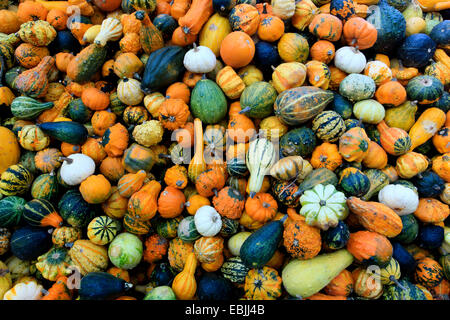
[[311, 142, 343, 171], [185, 194, 210, 215], [212, 186, 245, 219]]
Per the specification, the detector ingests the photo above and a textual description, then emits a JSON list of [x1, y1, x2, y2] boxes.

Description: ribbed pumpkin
[[194, 236, 224, 264], [87, 216, 120, 245]]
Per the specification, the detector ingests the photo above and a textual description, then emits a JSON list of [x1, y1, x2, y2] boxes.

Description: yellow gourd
[[384, 101, 418, 131], [282, 249, 354, 299], [0, 261, 12, 299], [408, 107, 446, 151], [188, 118, 207, 183], [172, 252, 197, 300], [0, 127, 20, 174]]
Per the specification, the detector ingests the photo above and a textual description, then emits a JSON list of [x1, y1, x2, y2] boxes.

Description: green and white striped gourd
[[246, 138, 276, 196]]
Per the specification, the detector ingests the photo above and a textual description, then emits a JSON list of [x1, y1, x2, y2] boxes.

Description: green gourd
[[37, 121, 88, 145], [239, 215, 287, 269], [10, 97, 54, 120], [294, 167, 338, 198], [190, 79, 227, 124], [361, 169, 389, 201], [79, 271, 133, 300]]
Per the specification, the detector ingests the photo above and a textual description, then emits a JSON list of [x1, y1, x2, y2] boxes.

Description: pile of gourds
[[0, 0, 449, 301]]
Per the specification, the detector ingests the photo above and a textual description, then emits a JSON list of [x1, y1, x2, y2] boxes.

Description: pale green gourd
[[245, 138, 276, 197]]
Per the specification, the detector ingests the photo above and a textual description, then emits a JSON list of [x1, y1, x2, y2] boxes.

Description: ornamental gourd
[[334, 46, 366, 74], [378, 184, 419, 215], [194, 205, 222, 237], [94, 17, 123, 46], [183, 44, 216, 73], [299, 184, 348, 230], [59, 153, 95, 186], [246, 138, 276, 196]]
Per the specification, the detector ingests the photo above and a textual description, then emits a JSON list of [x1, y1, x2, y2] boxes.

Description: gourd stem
[[158, 153, 171, 159], [133, 73, 142, 81], [124, 282, 133, 290], [391, 277, 406, 291], [41, 289, 49, 296], [65, 242, 74, 248], [193, 43, 198, 51], [59, 156, 73, 164], [238, 106, 251, 114], [213, 188, 218, 197], [249, 191, 256, 198], [271, 65, 276, 71], [184, 201, 190, 207], [47, 228, 54, 234]]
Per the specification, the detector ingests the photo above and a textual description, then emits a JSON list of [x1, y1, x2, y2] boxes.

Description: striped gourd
[[240, 81, 278, 119], [199, 13, 232, 57], [143, 92, 165, 118], [274, 86, 334, 125], [122, 0, 156, 12], [23, 199, 63, 228], [117, 170, 147, 198], [375, 258, 401, 286], [246, 138, 276, 196], [30, 172, 59, 201], [68, 240, 109, 276], [312, 110, 346, 142], [87, 216, 120, 245], [215, 66, 246, 99], [0, 164, 33, 196], [136, 11, 164, 54], [123, 213, 152, 235], [35, 247, 72, 281], [0, 196, 26, 228], [220, 256, 250, 283], [10, 97, 54, 120], [0, 43, 15, 69]]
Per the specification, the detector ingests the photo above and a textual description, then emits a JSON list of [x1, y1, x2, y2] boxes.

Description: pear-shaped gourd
[[246, 138, 276, 197], [282, 249, 354, 299], [172, 252, 197, 300], [94, 18, 123, 46], [384, 100, 418, 131]]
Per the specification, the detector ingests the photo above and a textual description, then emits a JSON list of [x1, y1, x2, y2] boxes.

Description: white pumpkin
[[3, 279, 43, 300], [353, 99, 386, 124], [117, 78, 144, 106], [60, 153, 95, 186], [334, 46, 367, 74], [271, 0, 296, 19], [94, 17, 123, 46], [194, 205, 222, 237], [378, 184, 419, 216], [183, 44, 217, 73]]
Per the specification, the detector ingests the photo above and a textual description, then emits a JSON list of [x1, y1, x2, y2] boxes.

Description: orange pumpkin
[[324, 269, 354, 296], [362, 141, 388, 169], [432, 153, 450, 182], [166, 82, 190, 103], [81, 87, 110, 111], [257, 15, 284, 42], [342, 17, 377, 50], [17, 0, 48, 23], [308, 14, 342, 42], [46, 9, 68, 31], [81, 137, 107, 164], [100, 156, 125, 182], [432, 128, 450, 154], [347, 231, 393, 267], [79, 174, 111, 204], [158, 186, 186, 218], [91, 111, 117, 137], [245, 192, 278, 223], [220, 31, 255, 69], [158, 98, 190, 131], [310, 40, 335, 64]]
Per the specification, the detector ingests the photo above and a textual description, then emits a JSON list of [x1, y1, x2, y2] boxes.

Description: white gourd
[[60, 153, 95, 186], [194, 206, 222, 237], [3, 279, 43, 300], [183, 44, 217, 73], [117, 78, 144, 105], [334, 46, 367, 74], [378, 184, 419, 216], [246, 138, 276, 196], [94, 17, 123, 46]]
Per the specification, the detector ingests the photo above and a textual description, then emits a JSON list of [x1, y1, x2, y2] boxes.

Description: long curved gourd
[[188, 118, 207, 183], [408, 107, 446, 151], [171, 252, 197, 300], [246, 138, 276, 197]]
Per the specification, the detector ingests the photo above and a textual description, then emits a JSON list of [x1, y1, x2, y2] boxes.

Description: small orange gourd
[[128, 180, 162, 221], [117, 170, 147, 198]]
